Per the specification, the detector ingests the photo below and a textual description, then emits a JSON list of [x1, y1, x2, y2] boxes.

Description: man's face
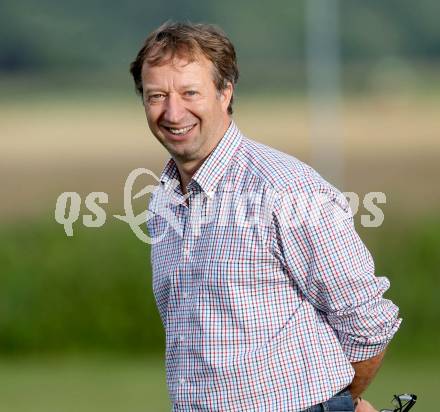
[[141, 53, 232, 164]]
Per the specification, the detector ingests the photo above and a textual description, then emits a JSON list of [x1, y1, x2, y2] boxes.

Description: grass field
[[0, 355, 169, 412], [0, 355, 436, 412]]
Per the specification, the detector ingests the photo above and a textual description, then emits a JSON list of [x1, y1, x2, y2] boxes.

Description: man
[[129, 21, 401, 412]]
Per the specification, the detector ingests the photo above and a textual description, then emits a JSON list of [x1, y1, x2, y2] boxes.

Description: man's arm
[[272, 182, 401, 409], [349, 348, 386, 400]]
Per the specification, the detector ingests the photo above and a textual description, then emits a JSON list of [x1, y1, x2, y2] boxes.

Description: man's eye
[[184, 90, 198, 97], [148, 94, 166, 103]]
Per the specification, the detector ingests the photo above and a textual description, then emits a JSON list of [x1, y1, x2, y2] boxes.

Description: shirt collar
[[159, 120, 243, 198]]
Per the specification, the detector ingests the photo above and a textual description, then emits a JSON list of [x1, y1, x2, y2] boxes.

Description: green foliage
[[0, 216, 438, 356], [0, 219, 163, 354], [359, 215, 440, 357], [1, 0, 440, 73], [2, 0, 440, 98]]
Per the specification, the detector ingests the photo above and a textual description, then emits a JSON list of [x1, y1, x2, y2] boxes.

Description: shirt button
[[179, 335, 185, 343], [182, 292, 188, 299], [183, 247, 190, 257], [179, 377, 185, 385]]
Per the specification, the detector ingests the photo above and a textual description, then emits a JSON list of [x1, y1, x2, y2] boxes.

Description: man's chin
[[166, 143, 201, 162]]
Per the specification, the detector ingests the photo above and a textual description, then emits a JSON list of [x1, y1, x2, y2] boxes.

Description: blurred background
[[1, 0, 439, 411]]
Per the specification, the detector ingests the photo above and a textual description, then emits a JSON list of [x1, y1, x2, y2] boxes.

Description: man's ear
[[219, 82, 234, 113]]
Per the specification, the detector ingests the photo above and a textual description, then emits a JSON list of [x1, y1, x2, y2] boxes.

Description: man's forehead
[[142, 52, 211, 71], [141, 52, 214, 85]]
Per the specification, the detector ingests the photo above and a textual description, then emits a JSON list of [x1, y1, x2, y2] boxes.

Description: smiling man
[[129, 22, 401, 412], [131, 24, 235, 195]]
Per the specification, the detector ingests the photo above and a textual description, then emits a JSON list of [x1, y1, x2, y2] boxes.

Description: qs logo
[[54, 168, 184, 244]]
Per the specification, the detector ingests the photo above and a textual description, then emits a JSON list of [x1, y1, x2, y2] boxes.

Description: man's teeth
[[168, 125, 194, 135]]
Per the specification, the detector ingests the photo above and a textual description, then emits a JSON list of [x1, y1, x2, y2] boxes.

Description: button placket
[[181, 191, 193, 261], [176, 188, 202, 402], [176, 192, 192, 402]]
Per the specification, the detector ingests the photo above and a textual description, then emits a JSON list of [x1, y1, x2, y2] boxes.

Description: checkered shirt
[[147, 120, 402, 411]]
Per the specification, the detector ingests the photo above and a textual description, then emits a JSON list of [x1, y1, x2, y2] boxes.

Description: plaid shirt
[[147, 121, 401, 411]]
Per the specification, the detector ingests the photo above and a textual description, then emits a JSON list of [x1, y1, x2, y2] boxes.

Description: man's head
[[129, 21, 239, 165], [130, 21, 239, 115]]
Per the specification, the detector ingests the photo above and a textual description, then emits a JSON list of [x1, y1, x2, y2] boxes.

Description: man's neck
[[177, 161, 202, 196]]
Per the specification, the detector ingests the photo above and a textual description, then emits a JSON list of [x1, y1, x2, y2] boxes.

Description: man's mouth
[[162, 124, 196, 136]]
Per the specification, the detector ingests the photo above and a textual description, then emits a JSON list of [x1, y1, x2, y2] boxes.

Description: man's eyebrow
[[143, 85, 164, 93], [143, 83, 202, 94]]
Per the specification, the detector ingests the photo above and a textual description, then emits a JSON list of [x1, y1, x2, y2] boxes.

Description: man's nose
[[163, 93, 186, 124]]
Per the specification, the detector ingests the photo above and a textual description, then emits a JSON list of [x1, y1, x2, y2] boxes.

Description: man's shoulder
[[234, 135, 331, 195]]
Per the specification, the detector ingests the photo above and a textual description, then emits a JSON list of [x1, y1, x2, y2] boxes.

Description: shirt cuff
[[339, 316, 403, 362]]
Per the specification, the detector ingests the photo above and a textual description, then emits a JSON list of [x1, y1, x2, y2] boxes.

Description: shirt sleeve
[[270, 179, 402, 362]]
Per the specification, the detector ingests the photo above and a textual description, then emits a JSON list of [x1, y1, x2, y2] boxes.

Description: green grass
[[0, 355, 435, 412], [0, 355, 170, 412]]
